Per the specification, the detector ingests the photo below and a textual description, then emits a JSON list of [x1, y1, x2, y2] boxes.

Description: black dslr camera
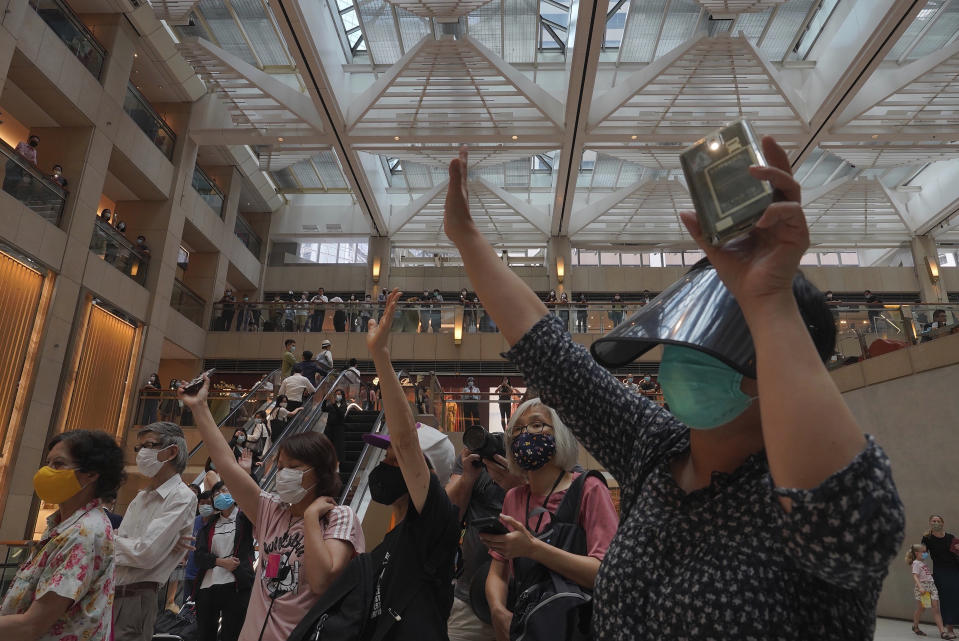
[[463, 425, 506, 468]]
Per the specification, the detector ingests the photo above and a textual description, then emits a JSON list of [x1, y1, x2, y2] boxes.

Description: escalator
[[340, 408, 380, 486]]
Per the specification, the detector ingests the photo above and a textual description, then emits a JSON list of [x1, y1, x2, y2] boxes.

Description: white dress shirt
[[277, 373, 316, 402], [114, 473, 198, 586], [200, 508, 238, 589]]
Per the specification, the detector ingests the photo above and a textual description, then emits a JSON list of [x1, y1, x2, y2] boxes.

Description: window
[[800, 253, 818, 266], [840, 252, 859, 266], [600, 252, 620, 266], [298, 239, 369, 264], [578, 250, 599, 265], [819, 253, 840, 266], [940, 252, 958, 268]]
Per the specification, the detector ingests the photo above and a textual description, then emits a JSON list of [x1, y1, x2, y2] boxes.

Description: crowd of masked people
[[0, 139, 913, 641]]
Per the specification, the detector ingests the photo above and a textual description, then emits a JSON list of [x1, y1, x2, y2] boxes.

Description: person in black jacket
[[322, 388, 349, 470], [193, 481, 255, 641]]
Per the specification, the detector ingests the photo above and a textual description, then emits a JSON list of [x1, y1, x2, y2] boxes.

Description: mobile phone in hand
[[181, 369, 215, 396], [472, 516, 509, 536]]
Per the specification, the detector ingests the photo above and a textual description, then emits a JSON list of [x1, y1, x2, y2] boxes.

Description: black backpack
[[508, 470, 607, 641]]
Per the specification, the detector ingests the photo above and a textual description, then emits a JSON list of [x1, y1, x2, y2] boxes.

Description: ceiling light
[[277, 137, 284, 142], [511, 135, 518, 140], [134, 53, 138, 58], [394, 136, 400, 141], [708, 140, 721, 151], [871, 134, 879, 139], [631, 135, 637, 140]]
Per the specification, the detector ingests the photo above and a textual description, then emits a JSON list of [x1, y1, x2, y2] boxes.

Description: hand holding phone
[[181, 369, 215, 396], [471, 515, 509, 536]]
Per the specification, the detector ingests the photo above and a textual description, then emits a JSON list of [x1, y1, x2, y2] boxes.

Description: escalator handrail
[[256, 370, 355, 488], [338, 411, 386, 506], [187, 368, 280, 461]]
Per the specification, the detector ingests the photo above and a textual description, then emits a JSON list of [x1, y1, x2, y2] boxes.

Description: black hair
[[205, 457, 214, 472], [285, 339, 295, 347], [348, 358, 357, 367], [933, 309, 946, 318], [188, 483, 201, 496], [292, 363, 303, 374], [302, 350, 313, 361], [688, 259, 836, 364], [210, 480, 225, 494], [48, 430, 125, 500], [279, 432, 342, 498], [198, 490, 213, 501]]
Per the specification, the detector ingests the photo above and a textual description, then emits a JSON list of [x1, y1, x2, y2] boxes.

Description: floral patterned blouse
[[1, 499, 115, 641], [504, 314, 906, 640]]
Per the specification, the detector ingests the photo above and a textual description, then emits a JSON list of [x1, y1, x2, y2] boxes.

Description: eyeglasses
[[133, 441, 164, 453], [510, 421, 552, 437]]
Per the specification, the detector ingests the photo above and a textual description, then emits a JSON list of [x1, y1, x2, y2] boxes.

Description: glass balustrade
[[0, 142, 66, 225], [123, 84, 176, 159], [192, 166, 224, 217], [234, 214, 262, 257], [171, 279, 206, 326], [89, 220, 149, 285], [29, 0, 106, 79]]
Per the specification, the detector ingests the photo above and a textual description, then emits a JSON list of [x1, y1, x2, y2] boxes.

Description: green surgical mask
[[659, 345, 756, 429]]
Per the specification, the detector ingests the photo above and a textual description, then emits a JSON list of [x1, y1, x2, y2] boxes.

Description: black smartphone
[[471, 516, 509, 536], [181, 369, 215, 396]]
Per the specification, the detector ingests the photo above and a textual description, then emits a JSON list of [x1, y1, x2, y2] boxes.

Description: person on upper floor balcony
[[311, 288, 328, 332], [50, 164, 67, 189], [441, 140, 904, 641]]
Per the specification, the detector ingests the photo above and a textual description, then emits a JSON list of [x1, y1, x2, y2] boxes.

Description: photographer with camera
[[445, 425, 524, 641]]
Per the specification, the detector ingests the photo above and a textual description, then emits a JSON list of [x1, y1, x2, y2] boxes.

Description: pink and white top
[[913, 559, 935, 584], [238, 492, 365, 641]]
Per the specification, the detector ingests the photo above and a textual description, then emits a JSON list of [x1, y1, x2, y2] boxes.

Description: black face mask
[[368, 461, 408, 505]]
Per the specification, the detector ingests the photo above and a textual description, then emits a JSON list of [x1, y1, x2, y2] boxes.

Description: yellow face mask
[[33, 466, 83, 504]]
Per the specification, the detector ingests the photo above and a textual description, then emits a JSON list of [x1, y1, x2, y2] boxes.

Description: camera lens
[[463, 425, 487, 451]]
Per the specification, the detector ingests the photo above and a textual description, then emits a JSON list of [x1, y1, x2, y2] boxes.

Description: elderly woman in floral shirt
[[0, 430, 125, 641]]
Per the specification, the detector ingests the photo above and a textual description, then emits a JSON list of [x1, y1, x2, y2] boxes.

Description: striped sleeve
[[322, 505, 366, 555]]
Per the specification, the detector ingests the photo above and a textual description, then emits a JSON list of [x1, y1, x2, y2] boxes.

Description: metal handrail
[[186, 368, 280, 462], [123, 83, 176, 159], [171, 279, 206, 326], [234, 214, 262, 257], [0, 139, 67, 225], [93, 219, 148, 262], [192, 165, 224, 217]]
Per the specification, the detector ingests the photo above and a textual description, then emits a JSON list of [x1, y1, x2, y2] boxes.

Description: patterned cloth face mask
[[510, 432, 556, 471]]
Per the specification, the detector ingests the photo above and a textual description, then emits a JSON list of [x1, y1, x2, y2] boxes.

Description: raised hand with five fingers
[[445, 146, 477, 244]]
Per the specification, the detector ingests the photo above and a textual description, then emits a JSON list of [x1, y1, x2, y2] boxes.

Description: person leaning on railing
[[442, 140, 905, 640], [0, 430, 124, 641]]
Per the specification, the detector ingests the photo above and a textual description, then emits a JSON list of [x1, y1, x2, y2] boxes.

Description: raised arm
[[680, 136, 865, 491], [179, 378, 261, 525], [444, 147, 547, 345], [366, 290, 431, 513]]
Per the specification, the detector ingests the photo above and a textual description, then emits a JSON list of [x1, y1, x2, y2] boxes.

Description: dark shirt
[[367, 474, 459, 641], [194, 509, 256, 591], [922, 533, 959, 574], [450, 457, 507, 602], [504, 314, 905, 641], [300, 358, 322, 385]]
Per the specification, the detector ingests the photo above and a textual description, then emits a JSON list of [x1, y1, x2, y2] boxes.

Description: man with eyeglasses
[[113, 422, 197, 641]]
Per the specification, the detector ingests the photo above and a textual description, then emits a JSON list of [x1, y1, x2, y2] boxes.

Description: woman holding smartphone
[[180, 380, 365, 641]]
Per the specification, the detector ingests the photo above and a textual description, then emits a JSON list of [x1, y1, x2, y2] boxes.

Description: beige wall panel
[[263, 265, 369, 293], [941, 267, 959, 293], [82, 251, 150, 320], [164, 308, 207, 357]]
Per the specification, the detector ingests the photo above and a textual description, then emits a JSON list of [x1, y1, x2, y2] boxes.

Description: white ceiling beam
[[551, 0, 610, 236], [878, 180, 921, 233], [389, 179, 450, 234], [741, 33, 811, 125], [476, 178, 551, 235], [568, 178, 648, 235], [190, 129, 335, 146], [184, 37, 326, 130], [587, 34, 705, 130], [900, 158, 959, 236], [346, 35, 432, 128], [463, 36, 565, 128], [273, 0, 389, 235], [836, 38, 959, 128], [802, 174, 855, 206]]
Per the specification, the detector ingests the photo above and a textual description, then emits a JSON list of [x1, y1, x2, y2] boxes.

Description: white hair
[[505, 398, 579, 474]]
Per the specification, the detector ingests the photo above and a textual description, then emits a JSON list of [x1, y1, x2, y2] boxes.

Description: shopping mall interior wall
[[842, 362, 959, 621]]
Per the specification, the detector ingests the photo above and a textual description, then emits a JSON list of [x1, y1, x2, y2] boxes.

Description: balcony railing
[[171, 279, 206, 326], [89, 219, 149, 285], [191, 166, 224, 218], [29, 0, 106, 79], [123, 84, 176, 159], [0, 141, 66, 225], [234, 214, 262, 258]]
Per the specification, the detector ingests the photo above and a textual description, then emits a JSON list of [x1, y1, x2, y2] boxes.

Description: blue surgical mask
[[659, 345, 756, 430], [922, 552, 930, 560], [213, 493, 235, 511], [198, 504, 214, 518]]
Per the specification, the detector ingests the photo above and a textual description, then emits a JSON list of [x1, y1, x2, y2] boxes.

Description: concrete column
[[548, 236, 572, 296], [88, 13, 137, 106], [368, 236, 391, 296], [910, 235, 949, 303]]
